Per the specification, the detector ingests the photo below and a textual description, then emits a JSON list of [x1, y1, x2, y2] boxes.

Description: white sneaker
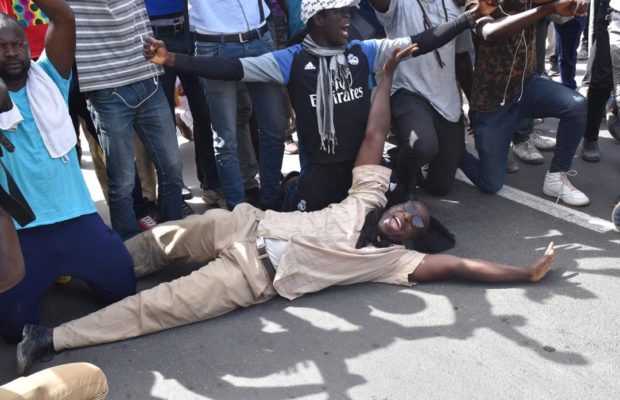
[[513, 140, 544, 164], [530, 131, 556, 151], [612, 201, 620, 232], [543, 171, 590, 206]]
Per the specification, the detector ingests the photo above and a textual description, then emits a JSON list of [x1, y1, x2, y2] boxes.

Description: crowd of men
[[0, 0, 617, 397]]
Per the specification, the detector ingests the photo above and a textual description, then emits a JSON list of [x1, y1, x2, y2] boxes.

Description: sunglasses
[[403, 201, 425, 229]]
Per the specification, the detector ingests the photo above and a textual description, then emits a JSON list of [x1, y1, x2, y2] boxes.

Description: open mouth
[[340, 24, 350, 35], [384, 215, 401, 232]]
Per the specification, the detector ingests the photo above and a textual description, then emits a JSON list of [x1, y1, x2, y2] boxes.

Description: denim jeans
[[153, 26, 220, 191], [555, 17, 586, 89], [195, 31, 286, 209], [87, 78, 183, 239], [461, 76, 586, 193]]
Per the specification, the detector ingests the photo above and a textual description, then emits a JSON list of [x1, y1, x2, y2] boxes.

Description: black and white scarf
[[302, 35, 352, 154]]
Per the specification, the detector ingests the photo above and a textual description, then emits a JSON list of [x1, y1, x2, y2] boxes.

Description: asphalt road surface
[[1, 62, 619, 400]]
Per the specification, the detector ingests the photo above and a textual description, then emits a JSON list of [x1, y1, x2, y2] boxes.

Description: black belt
[[195, 24, 268, 44], [151, 22, 184, 35], [256, 237, 276, 281]]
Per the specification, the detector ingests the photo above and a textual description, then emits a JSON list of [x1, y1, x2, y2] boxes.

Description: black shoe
[[580, 140, 600, 162], [181, 201, 195, 218], [182, 185, 193, 200], [16, 324, 53, 376]]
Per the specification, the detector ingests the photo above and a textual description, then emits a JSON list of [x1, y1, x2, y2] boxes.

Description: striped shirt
[[67, 0, 163, 92]]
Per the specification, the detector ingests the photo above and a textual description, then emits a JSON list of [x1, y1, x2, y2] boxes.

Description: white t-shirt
[[375, 0, 473, 122], [188, 0, 270, 34], [611, 0, 620, 12]]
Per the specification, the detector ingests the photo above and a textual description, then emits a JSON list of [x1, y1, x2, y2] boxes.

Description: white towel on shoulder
[[0, 61, 76, 159]]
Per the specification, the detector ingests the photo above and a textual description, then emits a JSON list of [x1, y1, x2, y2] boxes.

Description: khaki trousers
[[0, 363, 108, 400], [53, 205, 276, 351]]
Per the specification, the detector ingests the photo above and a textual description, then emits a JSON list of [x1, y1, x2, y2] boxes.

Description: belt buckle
[[256, 237, 268, 258], [173, 21, 183, 34], [238, 32, 248, 43]]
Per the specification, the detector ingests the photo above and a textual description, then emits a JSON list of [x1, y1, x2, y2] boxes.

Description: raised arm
[[470, 0, 588, 41], [33, 0, 75, 77], [354, 44, 418, 167]]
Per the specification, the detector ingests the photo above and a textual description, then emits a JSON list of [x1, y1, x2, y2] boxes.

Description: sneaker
[[506, 153, 519, 173], [181, 201, 195, 218], [543, 171, 590, 206], [182, 185, 193, 200], [612, 201, 620, 232], [284, 139, 299, 155], [513, 140, 544, 164], [580, 139, 600, 162], [201, 189, 227, 208], [530, 131, 556, 151], [607, 112, 620, 141], [137, 215, 157, 231], [577, 47, 588, 61]]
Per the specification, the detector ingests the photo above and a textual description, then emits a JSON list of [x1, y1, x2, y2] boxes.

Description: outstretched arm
[[144, 37, 244, 81], [34, 0, 75, 77], [410, 243, 555, 283], [471, 0, 588, 41], [354, 44, 418, 167]]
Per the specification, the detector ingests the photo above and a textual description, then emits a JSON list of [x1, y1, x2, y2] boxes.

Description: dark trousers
[[585, 0, 613, 142], [391, 89, 465, 196], [153, 26, 220, 191], [281, 160, 354, 212], [0, 213, 136, 343], [556, 17, 587, 89]]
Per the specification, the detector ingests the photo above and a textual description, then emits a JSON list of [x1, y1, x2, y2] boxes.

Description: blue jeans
[[153, 27, 220, 191], [87, 78, 183, 239], [555, 17, 586, 89], [195, 31, 286, 209], [461, 76, 586, 193]]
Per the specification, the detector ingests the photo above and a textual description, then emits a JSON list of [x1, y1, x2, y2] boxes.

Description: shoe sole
[[514, 156, 545, 165], [581, 154, 601, 163], [612, 203, 620, 232], [542, 188, 590, 206]]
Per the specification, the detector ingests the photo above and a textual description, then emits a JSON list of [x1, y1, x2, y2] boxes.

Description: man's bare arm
[[34, 0, 75, 77], [472, 0, 588, 41], [354, 44, 418, 167], [0, 206, 25, 293]]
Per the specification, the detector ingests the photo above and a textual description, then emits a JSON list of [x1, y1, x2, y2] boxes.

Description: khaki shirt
[[258, 164, 425, 300]]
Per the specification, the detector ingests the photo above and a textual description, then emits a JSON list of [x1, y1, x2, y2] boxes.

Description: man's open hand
[[383, 44, 419, 75], [553, 0, 589, 16], [143, 37, 169, 65]]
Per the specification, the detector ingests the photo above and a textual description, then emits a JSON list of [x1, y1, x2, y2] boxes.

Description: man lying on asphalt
[[16, 45, 556, 376]]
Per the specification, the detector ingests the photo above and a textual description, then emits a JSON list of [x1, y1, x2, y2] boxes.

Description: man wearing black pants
[[581, 0, 619, 162]]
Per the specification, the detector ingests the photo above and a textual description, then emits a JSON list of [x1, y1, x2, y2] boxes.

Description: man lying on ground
[[17, 46, 555, 376]]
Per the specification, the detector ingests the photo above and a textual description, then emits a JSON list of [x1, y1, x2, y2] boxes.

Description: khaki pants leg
[[53, 242, 275, 350], [125, 206, 261, 278], [0, 363, 108, 400]]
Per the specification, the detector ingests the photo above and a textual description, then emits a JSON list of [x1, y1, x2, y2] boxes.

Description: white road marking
[[455, 171, 615, 233]]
